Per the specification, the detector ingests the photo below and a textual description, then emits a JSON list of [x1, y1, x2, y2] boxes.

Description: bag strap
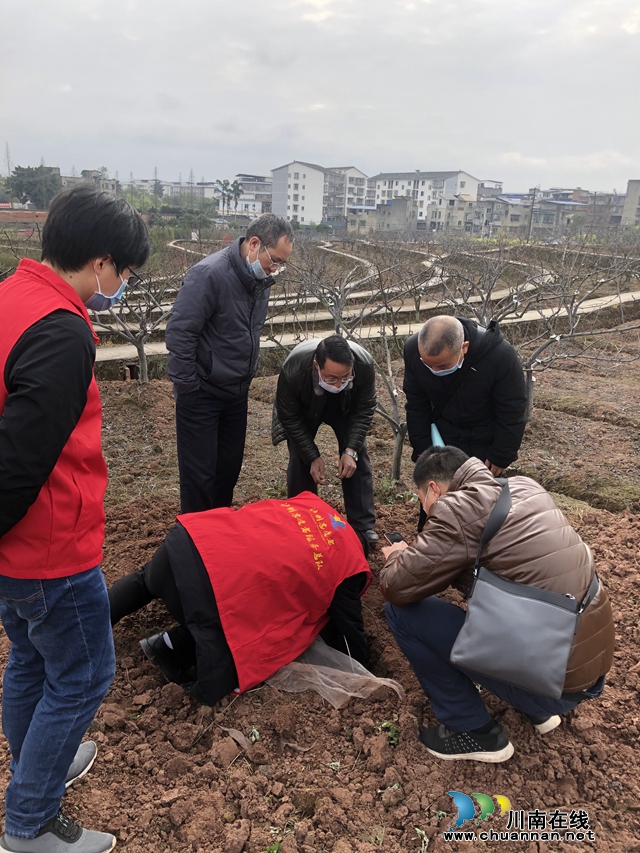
[[578, 573, 600, 614], [431, 325, 486, 423], [474, 479, 512, 573]]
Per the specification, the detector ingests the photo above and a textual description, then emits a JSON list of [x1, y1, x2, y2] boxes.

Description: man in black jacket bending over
[[272, 335, 378, 545], [404, 316, 527, 527]]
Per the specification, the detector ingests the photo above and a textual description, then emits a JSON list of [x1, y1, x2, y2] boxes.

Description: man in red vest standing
[[0, 185, 149, 853], [108, 494, 371, 705]]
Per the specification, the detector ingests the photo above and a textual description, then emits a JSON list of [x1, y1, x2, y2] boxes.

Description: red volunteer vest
[[0, 259, 107, 578], [178, 493, 372, 692]]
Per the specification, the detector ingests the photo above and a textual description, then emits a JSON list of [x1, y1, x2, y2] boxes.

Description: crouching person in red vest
[[0, 186, 149, 853], [109, 493, 371, 704]]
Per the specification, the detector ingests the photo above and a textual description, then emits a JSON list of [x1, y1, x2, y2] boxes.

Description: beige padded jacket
[[380, 458, 615, 693]]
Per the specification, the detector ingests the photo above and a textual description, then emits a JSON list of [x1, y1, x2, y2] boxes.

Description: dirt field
[[1, 363, 639, 853]]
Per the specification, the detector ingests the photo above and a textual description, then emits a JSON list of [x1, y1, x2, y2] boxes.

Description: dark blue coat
[[166, 238, 271, 400]]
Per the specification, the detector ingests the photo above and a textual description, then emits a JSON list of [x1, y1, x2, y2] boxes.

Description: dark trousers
[[109, 542, 198, 670], [175, 388, 248, 513], [286, 409, 375, 532], [385, 596, 602, 731], [109, 529, 239, 704]]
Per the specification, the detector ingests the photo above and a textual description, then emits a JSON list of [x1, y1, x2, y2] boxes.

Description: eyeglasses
[[113, 262, 143, 287], [318, 367, 355, 386], [262, 244, 286, 274]]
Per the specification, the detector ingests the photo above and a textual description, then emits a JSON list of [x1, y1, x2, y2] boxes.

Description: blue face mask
[[85, 273, 127, 312], [245, 243, 269, 280], [425, 361, 462, 377]]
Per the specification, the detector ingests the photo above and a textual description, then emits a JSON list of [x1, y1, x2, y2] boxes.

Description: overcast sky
[[2, 0, 639, 192]]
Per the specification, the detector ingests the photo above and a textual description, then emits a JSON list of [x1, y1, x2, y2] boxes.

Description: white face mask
[[318, 378, 349, 394], [316, 366, 351, 394]]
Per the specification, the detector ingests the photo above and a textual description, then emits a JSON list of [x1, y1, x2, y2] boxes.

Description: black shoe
[[0, 810, 115, 852], [140, 633, 192, 684], [525, 713, 561, 734], [420, 722, 514, 763], [362, 529, 379, 543]]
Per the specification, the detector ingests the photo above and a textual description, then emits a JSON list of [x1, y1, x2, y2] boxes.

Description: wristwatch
[[343, 449, 358, 462]]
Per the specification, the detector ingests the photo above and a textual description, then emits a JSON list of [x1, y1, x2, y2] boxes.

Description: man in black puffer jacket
[[272, 335, 378, 544], [404, 316, 527, 529], [404, 315, 527, 472]]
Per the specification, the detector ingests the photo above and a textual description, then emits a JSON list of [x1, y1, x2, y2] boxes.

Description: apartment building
[[234, 174, 272, 214], [370, 170, 480, 225], [271, 161, 369, 224], [621, 180, 640, 227], [271, 161, 325, 224], [60, 169, 117, 196]]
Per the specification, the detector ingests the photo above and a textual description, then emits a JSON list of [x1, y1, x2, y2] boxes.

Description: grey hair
[[418, 315, 464, 357], [245, 214, 294, 248]]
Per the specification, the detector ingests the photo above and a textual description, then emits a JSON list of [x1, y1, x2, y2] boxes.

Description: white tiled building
[[271, 161, 326, 224], [370, 170, 480, 224], [271, 161, 370, 224]]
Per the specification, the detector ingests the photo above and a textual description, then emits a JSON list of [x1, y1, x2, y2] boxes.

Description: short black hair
[[315, 334, 354, 369], [41, 185, 150, 274], [246, 213, 294, 248], [413, 446, 469, 490]]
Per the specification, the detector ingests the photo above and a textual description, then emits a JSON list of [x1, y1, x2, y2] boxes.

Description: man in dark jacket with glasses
[[166, 214, 294, 513], [272, 335, 378, 546]]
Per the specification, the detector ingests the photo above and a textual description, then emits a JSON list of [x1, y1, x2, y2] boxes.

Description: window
[[432, 211, 438, 219], [460, 181, 466, 188], [293, 205, 298, 211], [293, 194, 299, 201], [510, 215, 520, 222], [288, 184, 291, 189], [458, 220, 462, 226], [292, 215, 298, 221], [395, 181, 399, 186], [449, 200, 455, 206], [293, 183, 298, 190], [419, 201, 424, 208], [303, 173, 306, 178], [422, 181, 425, 186], [287, 195, 290, 200], [302, 196, 305, 200], [294, 172, 299, 179], [360, 220, 366, 226], [349, 177, 355, 184], [350, 219, 356, 226], [420, 191, 424, 197], [301, 206, 304, 211], [301, 217, 304, 222], [287, 205, 290, 210], [302, 185, 305, 189]]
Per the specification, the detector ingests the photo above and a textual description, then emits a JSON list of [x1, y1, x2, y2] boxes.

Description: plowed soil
[[1, 365, 639, 853]]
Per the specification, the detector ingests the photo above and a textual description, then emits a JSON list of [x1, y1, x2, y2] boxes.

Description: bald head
[[418, 316, 464, 357]]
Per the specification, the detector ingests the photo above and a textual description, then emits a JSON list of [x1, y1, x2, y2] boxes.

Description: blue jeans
[[386, 596, 600, 731], [0, 566, 115, 838]]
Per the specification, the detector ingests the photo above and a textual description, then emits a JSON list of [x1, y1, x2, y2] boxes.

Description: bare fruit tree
[[90, 250, 189, 383], [429, 232, 640, 418]]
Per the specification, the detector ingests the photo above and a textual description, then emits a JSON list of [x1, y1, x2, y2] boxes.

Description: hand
[[338, 451, 357, 479], [310, 456, 327, 485], [485, 459, 507, 477], [381, 541, 409, 560]]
